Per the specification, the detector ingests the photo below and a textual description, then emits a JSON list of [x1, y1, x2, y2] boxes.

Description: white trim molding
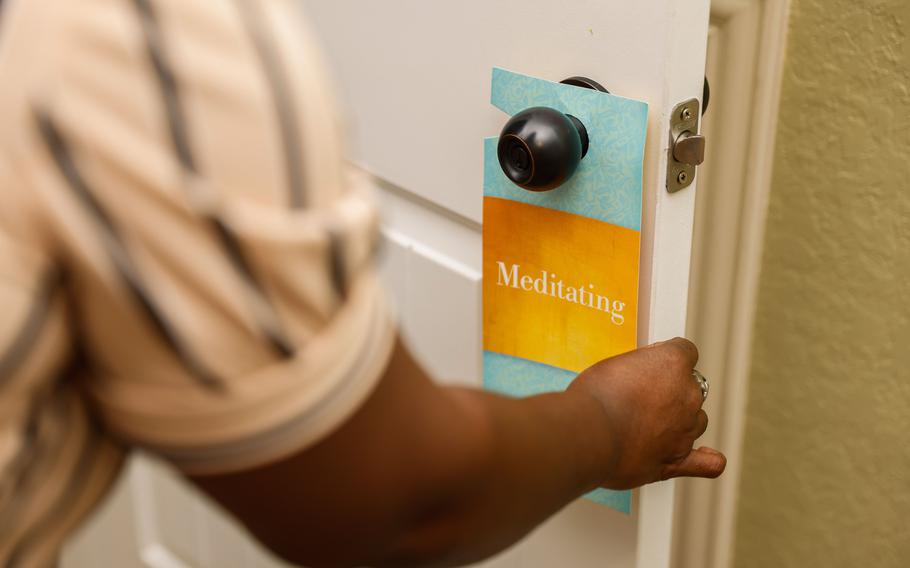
[[672, 1, 790, 567]]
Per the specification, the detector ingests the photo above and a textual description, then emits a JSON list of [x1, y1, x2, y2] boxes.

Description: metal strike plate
[[666, 98, 702, 193]]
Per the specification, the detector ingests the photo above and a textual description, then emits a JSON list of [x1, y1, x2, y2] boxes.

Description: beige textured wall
[[733, 0, 910, 566]]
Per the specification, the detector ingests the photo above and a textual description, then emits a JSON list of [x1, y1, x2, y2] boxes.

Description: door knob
[[496, 76, 607, 192], [497, 107, 589, 191]]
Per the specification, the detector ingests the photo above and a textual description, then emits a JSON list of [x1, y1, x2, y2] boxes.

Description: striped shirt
[[0, 0, 395, 566]]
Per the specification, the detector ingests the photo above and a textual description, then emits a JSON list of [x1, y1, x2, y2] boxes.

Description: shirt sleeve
[[6, 0, 396, 477], [0, 148, 124, 567]]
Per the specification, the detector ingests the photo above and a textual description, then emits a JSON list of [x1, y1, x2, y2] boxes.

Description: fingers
[[691, 409, 708, 440], [648, 337, 699, 369], [666, 337, 699, 368], [661, 447, 726, 480]]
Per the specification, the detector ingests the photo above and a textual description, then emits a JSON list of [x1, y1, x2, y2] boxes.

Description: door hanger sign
[[482, 68, 648, 514]]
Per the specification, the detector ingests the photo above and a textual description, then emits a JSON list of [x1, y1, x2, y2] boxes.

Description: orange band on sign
[[483, 197, 640, 373]]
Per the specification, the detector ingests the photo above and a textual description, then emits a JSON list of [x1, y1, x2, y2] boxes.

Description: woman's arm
[[189, 336, 724, 568]]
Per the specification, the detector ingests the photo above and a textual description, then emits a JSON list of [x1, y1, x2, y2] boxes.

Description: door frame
[[672, 1, 790, 567]]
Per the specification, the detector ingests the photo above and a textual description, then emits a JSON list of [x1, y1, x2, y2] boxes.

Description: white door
[[300, 1, 711, 567], [62, 1, 713, 567]]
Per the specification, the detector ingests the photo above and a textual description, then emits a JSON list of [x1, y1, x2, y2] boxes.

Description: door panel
[[138, 458, 204, 566], [399, 239, 481, 385], [59, 461, 144, 568]]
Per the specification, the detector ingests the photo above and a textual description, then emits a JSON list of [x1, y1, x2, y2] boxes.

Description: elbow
[[376, 519, 472, 568], [253, 517, 473, 568], [249, 489, 495, 568], [243, 497, 479, 568]]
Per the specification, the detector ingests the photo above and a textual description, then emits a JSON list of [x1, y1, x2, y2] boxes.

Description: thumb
[[661, 446, 727, 480]]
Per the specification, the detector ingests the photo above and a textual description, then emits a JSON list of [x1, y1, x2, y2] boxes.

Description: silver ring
[[693, 369, 709, 401]]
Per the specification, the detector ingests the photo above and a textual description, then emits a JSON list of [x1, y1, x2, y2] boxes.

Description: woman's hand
[[569, 337, 726, 489]]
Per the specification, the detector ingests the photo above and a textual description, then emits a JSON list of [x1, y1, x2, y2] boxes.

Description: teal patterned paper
[[484, 67, 648, 231], [483, 68, 648, 515], [484, 350, 577, 397]]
